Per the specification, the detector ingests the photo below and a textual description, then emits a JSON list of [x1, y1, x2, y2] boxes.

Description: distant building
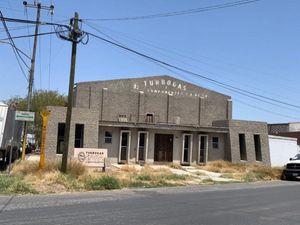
[[268, 135, 298, 166], [45, 75, 270, 165], [268, 122, 300, 151]]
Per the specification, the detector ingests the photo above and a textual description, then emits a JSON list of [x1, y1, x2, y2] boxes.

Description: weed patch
[[86, 176, 120, 190], [0, 174, 38, 194]]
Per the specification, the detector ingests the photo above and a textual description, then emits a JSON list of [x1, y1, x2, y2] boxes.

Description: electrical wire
[[24, 6, 32, 54], [83, 0, 261, 21], [0, 29, 68, 41], [1, 16, 70, 28], [84, 22, 298, 103], [38, 25, 42, 90], [48, 10, 53, 90], [234, 98, 300, 121], [0, 24, 35, 32], [0, 40, 31, 60], [0, 12, 29, 81], [86, 31, 300, 110]]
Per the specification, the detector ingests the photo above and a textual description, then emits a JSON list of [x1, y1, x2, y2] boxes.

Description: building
[[45, 75, 270, 165], [268, 122, 300, 152], [268, 135, 298, 166]]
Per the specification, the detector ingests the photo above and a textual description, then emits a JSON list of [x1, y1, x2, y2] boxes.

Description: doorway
[[137, 131, 148, 162], [154, 134, 173, 162], [198, 135, 208, 163], [119, 130, 131, 163], [182, 134, 193, 165]]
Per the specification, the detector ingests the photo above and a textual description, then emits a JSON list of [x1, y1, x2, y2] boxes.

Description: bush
[[86, 176, 120, 190], [67, 160, 86, 178]]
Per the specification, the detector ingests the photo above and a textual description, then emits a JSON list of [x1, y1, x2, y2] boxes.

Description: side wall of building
[[213, 120, 270, 165], [45, 106, 99, 160]]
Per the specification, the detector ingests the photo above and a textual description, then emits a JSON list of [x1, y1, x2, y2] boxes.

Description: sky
[[0, 0, 300, 124]]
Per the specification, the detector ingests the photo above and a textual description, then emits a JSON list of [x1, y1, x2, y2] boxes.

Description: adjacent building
[[268, 122, 300, 152], [45, 75, 271, 165]]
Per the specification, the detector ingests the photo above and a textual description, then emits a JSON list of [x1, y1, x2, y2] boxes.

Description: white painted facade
[[268, 135, 299, 166], [0, 102, 8, 148]]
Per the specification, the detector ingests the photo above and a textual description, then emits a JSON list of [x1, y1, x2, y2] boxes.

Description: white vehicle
[[282, 154, 300, 180], [0, 102, 22, 169]]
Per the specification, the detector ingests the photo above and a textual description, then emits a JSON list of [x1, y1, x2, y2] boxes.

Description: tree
[[7, 90, 67, 146]]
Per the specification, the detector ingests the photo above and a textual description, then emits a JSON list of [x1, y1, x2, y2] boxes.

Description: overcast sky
[[1, 0, 300, 123]]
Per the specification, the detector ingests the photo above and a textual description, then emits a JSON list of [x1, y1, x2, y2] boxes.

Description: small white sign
[[74, 148, 107, 167], [15, 111, 35, 122]]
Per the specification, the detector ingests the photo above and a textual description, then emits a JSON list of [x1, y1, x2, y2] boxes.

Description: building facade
[[45, 75, 270, 165]]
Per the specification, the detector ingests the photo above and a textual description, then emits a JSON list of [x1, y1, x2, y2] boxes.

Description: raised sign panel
[[15, 111, 35, 122], [74, 148, 107, 167]]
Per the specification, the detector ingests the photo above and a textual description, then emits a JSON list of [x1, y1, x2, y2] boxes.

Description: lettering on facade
[[133, 79, 208, 98]]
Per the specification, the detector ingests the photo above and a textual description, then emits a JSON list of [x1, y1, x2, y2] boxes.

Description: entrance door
[[137, 131, 148, 162], [198, 135, 208, 163], [119, 131, 131, 163], [182, 134, 192, 164], [154, 134, 173, 162]]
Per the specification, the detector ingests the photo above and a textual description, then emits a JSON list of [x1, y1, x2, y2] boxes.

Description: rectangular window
[[119, 131, 131, 162], [182, 134, 192, 164], [212, 137, 219, 149], [145, 113, 154, 123], [104, 131, 112, 144], [137, 131, 148, 162], [254, 134, 262, 161], [198, 135, 208, 163], [75, 124, 84, 148], [56, 123, 65, 154], [239, 133, 247, 160]]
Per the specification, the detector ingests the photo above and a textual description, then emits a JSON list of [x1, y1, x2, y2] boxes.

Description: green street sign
[[15, 111, 35, 122]]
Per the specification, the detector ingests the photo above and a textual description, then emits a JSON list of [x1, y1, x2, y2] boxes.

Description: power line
[[87, 31, 300, 110], [48, 11, 54, 90], [24, 6, 32, 54], [0, 29, 68, 41], [83, 0, 261, 21], [234, 98, 300, 121], [0, 12, 29, 81], [0, 40, 31, 60], [0, 24, 35, 32], [1, 16, 69, 28], [84, 22, 298, 103]]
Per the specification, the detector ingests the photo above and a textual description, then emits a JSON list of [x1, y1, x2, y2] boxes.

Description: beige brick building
[[45, 75, 270, 165]]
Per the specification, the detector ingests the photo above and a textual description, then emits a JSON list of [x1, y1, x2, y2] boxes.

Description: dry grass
[[5, 160, 283, 194], [9, 160, 191, 193], [200, 160, 283, 182]]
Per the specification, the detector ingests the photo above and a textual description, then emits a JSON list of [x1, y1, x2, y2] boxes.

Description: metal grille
[[286, 163, 300, 170]]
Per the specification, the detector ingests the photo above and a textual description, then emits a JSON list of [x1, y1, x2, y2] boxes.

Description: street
[[0, 181, 299, 225]]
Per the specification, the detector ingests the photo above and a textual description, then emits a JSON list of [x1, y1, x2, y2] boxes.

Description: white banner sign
[[74, 148, 107, 167]]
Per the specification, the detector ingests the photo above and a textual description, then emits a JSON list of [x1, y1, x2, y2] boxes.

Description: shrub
[[67, 160, 86, 177], [86, 176, 120, 190]]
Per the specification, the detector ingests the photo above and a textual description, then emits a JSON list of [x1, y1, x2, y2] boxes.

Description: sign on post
[[15, 111, 35, 122], [74, 148, 107, 168]]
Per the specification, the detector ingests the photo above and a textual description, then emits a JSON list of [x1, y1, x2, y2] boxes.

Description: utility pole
[[61, 12, 80, 173], [21, 1, 54, 160]]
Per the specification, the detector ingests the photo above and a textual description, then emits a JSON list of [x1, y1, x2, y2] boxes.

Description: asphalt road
[[0, 181, 299, 225]]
